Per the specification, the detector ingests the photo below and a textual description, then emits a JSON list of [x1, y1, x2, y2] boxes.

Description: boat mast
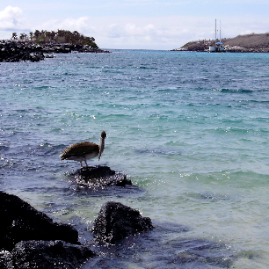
[[220, 20, 222, 42], [215, 19, 217, 41]]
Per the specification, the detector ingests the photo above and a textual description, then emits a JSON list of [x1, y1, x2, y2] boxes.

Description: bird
[[60, 131, 106, 168]]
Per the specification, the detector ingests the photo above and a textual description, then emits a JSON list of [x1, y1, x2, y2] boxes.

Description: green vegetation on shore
[[11, 29, 98, 48]]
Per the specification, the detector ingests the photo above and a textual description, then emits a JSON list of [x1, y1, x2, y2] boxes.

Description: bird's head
[[101, 131, 106, 139]]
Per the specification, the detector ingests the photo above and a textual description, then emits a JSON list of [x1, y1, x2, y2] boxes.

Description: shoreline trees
[[10, 30, 98, 48]]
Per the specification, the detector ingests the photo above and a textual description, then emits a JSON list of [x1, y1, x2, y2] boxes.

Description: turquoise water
[[1, 50, 269, 268]]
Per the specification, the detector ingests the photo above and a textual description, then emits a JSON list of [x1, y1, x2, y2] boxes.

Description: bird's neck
[[98, 137, 105, 159]]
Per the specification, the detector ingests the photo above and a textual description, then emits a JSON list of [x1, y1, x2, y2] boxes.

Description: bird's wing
[[60, 142, 99, 159]]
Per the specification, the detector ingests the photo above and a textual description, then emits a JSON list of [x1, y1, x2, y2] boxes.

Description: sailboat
[[209, 19, 226, 52]]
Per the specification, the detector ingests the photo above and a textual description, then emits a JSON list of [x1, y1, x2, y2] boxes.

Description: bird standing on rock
[[60, 131, 106, 168]]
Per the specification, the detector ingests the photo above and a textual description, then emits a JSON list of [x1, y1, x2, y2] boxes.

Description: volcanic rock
[[0, 250, 14, 269], [0, 40, 110, 62], [92, 201, 153, 244], [11, 240, 95, 269], [0, 191, 78, 251], [73, 166, 132, 188]]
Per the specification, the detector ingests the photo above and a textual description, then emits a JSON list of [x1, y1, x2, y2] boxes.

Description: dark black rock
[[11, 240, 95, 269], [92, 201, 153, 244], [0, 41, 45, 62], [0, 191, 78, 251], [0, 251, 14, 269], [74, 166, 132, 188], [0, 41, 109, 62], [28, 51, 45, 62]]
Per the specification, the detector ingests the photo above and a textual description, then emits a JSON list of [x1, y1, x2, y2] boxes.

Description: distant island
[[172, 33, 269, 53], [0, 30, 109, 62]]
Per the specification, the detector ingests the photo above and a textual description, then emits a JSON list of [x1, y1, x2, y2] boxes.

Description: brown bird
[[60, 131, 106, 168]]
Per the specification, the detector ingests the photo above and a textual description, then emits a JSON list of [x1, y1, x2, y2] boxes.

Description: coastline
[[171, 42, 269, 53], [0, 40, 110, 62], [172, 33, 269, 53]]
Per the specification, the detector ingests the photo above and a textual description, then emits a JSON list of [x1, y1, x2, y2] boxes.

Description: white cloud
[[41, 17, 98, 36], [0, 6, 23, 29], [36, 15, 269, 49], [0, 5, 268, 49], [38, 16, 194, 49], [0, 6, 31, 39]]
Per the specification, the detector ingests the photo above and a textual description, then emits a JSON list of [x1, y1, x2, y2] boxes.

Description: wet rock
[[0, 250, 14, 269], [0, 41, 45, 62], [11, 240, 95, 269], [28, 51, 45, 62], [0, 191, 79, 251], [73, 166, 132, 188], [92, 201, 153, 244], [0, 50, 45, 62]]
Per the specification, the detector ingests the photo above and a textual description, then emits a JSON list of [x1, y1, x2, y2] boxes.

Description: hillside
[[223, 33, 269, 48], [172, 33, 269, 52]]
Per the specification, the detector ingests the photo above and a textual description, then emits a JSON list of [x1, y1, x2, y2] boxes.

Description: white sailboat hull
[[209, 45, 225, 53]]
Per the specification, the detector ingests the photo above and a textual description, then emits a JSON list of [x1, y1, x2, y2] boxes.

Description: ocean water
[[1, 50, 269, 268]]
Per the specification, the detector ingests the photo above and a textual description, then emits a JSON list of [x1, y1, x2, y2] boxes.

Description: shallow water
[[1, 50, 269, 268]]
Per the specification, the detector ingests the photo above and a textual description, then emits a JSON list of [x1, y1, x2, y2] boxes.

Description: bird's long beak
[[98, 137, 105, 160]]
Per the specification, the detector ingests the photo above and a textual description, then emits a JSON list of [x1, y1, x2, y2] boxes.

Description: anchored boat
[[209, 19, 226, 53]]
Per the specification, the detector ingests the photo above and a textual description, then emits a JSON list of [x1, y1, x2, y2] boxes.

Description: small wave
[[249, 100, 269, 104], [138, 66, 157, 70], [0, 145, 9, 153], [102, 69, 124, 74], [215, 127, 250, 134], [49, 128, 63, 133], [7, 143, 66, 159], [34, 85, 53, 90], [215, 88, 254, 94], [135, 148, 181, 156], [37, 143, 67, 156], [62, 72, 79, 76], [0, 157, 16, 169], [187, 192, 230, 202], [148, 114, 168, 119]]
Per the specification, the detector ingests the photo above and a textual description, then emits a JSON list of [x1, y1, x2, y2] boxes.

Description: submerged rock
[[11, 240, 95, 269], [92, 201, 153, 244], [0, 191, 78, 251], [73, 166, 132, 188], [86, 221, 235, 268]]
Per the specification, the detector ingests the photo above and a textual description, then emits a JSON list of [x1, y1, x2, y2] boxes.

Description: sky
[[0, 1, 268, 50]]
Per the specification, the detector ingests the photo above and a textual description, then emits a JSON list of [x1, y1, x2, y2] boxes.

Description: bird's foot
[[82, 165, 97, 171]]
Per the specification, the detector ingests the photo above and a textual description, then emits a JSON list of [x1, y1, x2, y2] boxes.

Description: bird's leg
[[84, 160, 96, 169], [80, 161, 83, 168]]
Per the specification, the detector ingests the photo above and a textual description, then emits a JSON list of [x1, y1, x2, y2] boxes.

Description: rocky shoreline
[[0, 190, 152, 268], [0, 166, 236, 268], [0, 40, 110, 62], [171, 40, 269, 53], [172, 33, 269, 53], [0, 167, 153, 269]]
